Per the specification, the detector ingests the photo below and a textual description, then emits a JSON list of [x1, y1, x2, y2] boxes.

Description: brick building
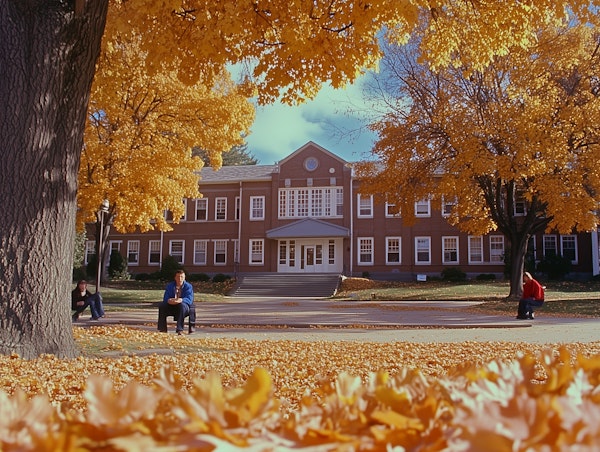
[[89, 141, 600, 280]]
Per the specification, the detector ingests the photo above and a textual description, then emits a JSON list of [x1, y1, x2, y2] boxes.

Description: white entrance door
[[304, 245, 316, 272]]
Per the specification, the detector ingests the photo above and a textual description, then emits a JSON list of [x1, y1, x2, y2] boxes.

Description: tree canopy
[[355, 22, 600, 296], [78, 32, 254, 234]]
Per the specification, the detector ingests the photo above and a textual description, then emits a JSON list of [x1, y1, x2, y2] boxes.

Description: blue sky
[[244, 78, 379, 165]]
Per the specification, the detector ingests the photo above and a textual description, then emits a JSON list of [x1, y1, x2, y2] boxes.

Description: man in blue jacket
[[157, 269, 195, 334]]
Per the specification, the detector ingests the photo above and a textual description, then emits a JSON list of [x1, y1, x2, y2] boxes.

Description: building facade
[[90, 142, 600, 280]]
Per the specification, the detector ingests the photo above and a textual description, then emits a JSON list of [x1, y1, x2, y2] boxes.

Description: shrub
[[476, 273, 496, 281], [212, 273, 231, 283], [537, 254, 572, 280], [361, 271, 370, 279], [160, 255, 184, 280], [441, 267, 466, 282], [135, 273, 151, 281], [108, 250, 130, 280], [187, 273, 211, 282]]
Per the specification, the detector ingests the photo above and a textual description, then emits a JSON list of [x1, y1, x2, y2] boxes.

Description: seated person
[[72, 279, 105, 321], [516, 272, 545, 320], [157, 270, 195, 335]]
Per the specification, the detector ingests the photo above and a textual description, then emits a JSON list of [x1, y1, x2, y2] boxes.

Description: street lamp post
[[96, 199, 110, 294]]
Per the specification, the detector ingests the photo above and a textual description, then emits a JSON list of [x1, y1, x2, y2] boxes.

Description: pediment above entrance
[[266, 218, 349, 238]]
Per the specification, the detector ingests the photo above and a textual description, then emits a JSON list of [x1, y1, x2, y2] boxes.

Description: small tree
[[108, 251, 129, 280], [160, 256, 184, 281]]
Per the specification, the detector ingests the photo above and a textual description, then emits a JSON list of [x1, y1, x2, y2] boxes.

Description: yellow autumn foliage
[[356, 22, 600, 236], [79, 31, 254, 233], [0, 327, 599, 450]]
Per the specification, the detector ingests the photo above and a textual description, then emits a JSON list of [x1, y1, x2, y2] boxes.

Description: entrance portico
[[266, 218, 349, 273]]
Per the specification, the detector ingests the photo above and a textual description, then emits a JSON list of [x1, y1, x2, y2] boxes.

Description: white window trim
[[560, 234, 578, 264], [357, 194, 373, 218], [415, 236, 431, 265], [385, 202, 401, 218], [468, 236, 483, 264], [195, 198, 208, 221], [357, 237, 374, 265], [148, 240, 161, 266], [543, 234, 558, 257], [489, 235, 505, 263], [385, 236, 402, 265], [442, 236, 459, 264], [193, 239, 208, 265], [250, 196, 265, 220], [169, 240, 185, 264], [127, 240, 140, 266], [215, 197, 227, 221], [249, 239, 265, 265], [213, 239, 227, 266], [415, 199, 431, 217]]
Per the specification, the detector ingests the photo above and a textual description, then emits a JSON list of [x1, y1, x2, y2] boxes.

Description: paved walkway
[[80, 297, 600, 343]]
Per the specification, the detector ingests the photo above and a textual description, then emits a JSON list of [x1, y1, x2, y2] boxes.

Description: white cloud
[[245, 79, 378, 164]]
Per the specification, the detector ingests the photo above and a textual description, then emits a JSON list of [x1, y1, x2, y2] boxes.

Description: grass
[[335, 278, 600, 317], [92, 278, 600, 317]]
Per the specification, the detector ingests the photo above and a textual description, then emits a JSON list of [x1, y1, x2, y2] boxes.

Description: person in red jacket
[[517, 272, 545, 319]]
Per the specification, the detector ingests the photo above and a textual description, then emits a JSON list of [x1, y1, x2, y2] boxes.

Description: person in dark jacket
[[157, 270, 195, 334], [71, 280, 105, 321], [516, 272, 545, 320]]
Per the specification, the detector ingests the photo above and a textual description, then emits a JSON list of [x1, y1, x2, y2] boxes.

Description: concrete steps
[[231, 273, 341, 298]]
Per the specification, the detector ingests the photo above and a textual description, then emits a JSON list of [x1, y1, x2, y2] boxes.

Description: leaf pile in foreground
[[0, 327, 598, 450]]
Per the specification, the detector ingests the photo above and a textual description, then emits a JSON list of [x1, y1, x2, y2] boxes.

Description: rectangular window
[[468, 236, 483, 263], [169, 240, 184, 264], [415, 199, 431, 217], [386, 237, 401, 264], [442, 197, 456, 217], [215, 198, 227, 221], [514, 189, 527, 216], [297, 189, 309, 217], [312, 190, 323, 217], [279, 241, 287, 265], [357, 237, 374, 265], [214, 239, 227, 265], [289, 240, 296, 267], [250, 196, 265, 220], [233, 239, 239, 264], [442, 236, 459, 264], [85, 241, 95, 265], [195, 198, 208, 221], [316, 245, 323, 265], [358, 194, 373, 218], [235, 196, 240, 221], [543, 235, 557, 257], [193, 240, 207, 265], [249, 239, 264, 265], [415, 237, 431, 264], [489, 236, 505, 263], [328, 240, 335, 265], [561, 235, 577, 263], [127, 240, 140, 265], [165, 199, 187, 222], [149, 240, 161, 265], [385, 202, 401, 217]]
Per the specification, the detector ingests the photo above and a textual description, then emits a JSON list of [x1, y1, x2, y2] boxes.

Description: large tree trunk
[[507, 234, 529, 300], [0, 1, 109, 358]]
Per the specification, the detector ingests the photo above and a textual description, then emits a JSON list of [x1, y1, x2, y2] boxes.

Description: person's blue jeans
[[89, 292, 105, 319], [158, 302, 191, 333], [518, 298, 544, 318]]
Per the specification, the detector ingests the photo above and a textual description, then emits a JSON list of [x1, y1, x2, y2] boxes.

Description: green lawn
[[94, 278, 600, 317]]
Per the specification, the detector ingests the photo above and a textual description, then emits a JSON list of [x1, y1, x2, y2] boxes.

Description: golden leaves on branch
[[1, 327, 600, 449]]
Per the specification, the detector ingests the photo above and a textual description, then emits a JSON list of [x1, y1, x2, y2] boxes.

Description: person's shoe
[[176, 330, 183, 336], [527, 313, 535, 320], [72, 313, 80, 322], [188, 327, 195, 334], [158, 329, 167, 333]]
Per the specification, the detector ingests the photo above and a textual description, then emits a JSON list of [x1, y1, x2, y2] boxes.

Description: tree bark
[[0, 1, 109, 358]]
